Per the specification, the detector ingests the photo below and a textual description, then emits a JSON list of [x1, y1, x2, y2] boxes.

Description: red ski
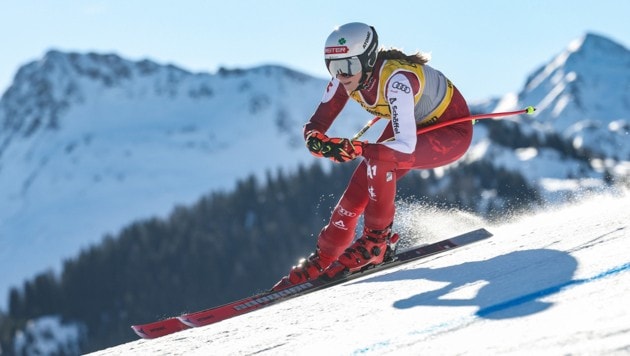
[[131, 228, 492, 339], [131, 317, 189, 339]]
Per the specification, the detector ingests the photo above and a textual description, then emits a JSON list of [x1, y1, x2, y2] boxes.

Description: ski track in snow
[[90, 191, 630, 356]]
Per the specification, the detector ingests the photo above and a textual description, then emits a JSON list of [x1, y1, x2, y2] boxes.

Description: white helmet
[[324, 22, 379, 81]]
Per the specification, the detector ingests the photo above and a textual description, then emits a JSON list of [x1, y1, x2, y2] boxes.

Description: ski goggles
[[326, 57, 362, 77]]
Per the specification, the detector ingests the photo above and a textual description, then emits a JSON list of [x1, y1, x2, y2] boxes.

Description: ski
[[131, 317, 189, 339], [131, 228, 492, 339]]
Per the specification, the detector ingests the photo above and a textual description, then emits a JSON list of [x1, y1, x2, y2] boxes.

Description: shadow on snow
[[352, 249, 579, 319]]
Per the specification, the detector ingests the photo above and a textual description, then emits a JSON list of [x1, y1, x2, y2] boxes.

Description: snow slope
[[89, 190, 629, 355]]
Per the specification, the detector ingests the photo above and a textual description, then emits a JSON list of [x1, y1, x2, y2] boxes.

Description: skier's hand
[[306, 130, 364, 163], [322, 137, 364, 163], [305, 130, 328, 158]]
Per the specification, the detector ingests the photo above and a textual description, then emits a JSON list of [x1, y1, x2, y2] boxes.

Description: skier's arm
[[303, 78, 349, 139], [362, 72, 419, 162]]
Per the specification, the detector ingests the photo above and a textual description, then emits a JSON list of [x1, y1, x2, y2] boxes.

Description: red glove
[[305, 130, 364, 163]]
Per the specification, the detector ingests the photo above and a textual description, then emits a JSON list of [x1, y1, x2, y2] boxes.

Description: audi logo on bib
[[392, 81, 410, 93]]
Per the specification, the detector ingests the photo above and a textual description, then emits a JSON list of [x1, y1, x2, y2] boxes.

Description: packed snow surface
[[90, 191, 630, 355]]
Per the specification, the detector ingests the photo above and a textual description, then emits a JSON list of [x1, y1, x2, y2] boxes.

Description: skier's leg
[[272, 162, 370, 290], [324, 158, 397, 274], [316, 161, 370, 259]]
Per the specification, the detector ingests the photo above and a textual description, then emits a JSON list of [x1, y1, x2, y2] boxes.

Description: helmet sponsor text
[[325, 46, 349, 54]]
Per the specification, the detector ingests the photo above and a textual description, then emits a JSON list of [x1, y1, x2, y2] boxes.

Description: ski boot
[[323, 225, 399, 280], [272, 250, 335, 291]]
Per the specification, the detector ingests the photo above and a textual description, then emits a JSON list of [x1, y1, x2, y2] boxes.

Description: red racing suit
[[304, 58, 473, 260]]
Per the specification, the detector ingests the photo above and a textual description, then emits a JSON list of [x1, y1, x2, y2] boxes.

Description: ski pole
[[417, 106, 535, 135], [352, 106, 535, 140], [351, 116, 381, 140]]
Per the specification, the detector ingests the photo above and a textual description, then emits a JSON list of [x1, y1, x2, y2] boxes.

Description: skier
[[273, 22, 474, 290]]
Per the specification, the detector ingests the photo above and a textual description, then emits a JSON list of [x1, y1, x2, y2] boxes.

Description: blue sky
[[1, 0, 628, 102]]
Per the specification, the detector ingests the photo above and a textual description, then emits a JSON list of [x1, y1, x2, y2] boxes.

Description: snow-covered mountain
[[467, 33, 630, 199], [0, 51, 376, 307], [72, 191, 626, 355], [1, 32, 628, 312]]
